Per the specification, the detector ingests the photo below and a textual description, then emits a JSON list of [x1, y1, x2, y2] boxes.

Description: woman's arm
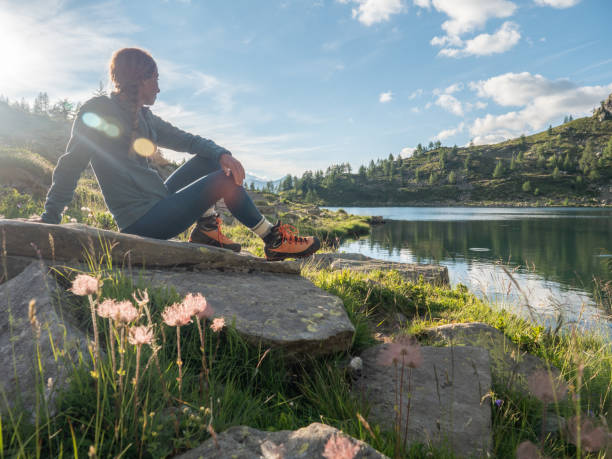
[[41, 115, 94, 224], [147, 110, 231, 163]]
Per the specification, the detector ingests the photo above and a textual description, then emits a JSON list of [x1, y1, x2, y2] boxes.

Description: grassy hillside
[[281, 115, 612, 206]]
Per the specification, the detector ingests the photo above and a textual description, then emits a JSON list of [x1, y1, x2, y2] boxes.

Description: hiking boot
[[189, 215, 241, 252], [263, 222, 321, 261]]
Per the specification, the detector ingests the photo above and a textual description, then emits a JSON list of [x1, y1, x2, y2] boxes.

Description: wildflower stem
[[88, 294, 100, 371], [108, 320, 116, 382], [402, 367, 413, 452], [133, 344, 141, 425], [176, 326, 183, 402]]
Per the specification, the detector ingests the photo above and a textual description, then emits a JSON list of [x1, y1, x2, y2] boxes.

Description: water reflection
[[329, 208, 612, 335]]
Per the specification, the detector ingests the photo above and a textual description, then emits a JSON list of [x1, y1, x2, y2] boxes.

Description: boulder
[[421, 322, 560, 394], [175, 422, 389, 459], [0, 261, 88, 414], [137, 269, 355, 359], [308, 252, 450, 286], [0, 219, 300, 275], [595, 93, 612, 122], [354, 344, 492, 457]]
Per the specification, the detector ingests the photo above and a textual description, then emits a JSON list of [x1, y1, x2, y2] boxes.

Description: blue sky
[[1, 0, 611, 179]]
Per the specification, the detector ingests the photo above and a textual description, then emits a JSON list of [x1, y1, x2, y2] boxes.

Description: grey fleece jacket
[[41, 94, 230, 230]]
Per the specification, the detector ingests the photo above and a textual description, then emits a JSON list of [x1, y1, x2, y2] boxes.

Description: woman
[[40, 47, 320, 261]]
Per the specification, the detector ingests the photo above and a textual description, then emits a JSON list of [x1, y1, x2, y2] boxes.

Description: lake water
[[325, 207, 612, 335]]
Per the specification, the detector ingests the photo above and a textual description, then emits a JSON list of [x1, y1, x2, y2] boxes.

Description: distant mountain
[[245, 173, 282, 191]]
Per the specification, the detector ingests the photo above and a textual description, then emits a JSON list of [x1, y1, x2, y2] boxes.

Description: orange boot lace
[[276, 223, 307, 245]]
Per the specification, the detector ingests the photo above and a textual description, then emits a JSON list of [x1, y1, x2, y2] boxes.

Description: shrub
[[522, 181, 532, 193]]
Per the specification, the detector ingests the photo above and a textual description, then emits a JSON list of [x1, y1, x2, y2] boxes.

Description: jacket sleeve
[[147, 111, 231, 162], [41, 113, 94, 224]]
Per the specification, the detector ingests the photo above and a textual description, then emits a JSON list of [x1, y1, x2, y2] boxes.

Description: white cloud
[[341, 0, 404, 26], [379, 90, 393, 103], [434, 122, 465, 141], [468, 72, 612, 144], [409, 88, 423, 99], [401, 147, 416, 157], [415, 0, 519, 57], [534, 0, 581, 8], [469, 72, 574, 106], [440, 21, 520, 57], [411, 106, 421, 113], [444, 82, 463, 94], [435, 94, 464, 115]]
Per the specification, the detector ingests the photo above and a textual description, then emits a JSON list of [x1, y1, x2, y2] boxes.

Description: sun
[[0, 10, 42, 94]]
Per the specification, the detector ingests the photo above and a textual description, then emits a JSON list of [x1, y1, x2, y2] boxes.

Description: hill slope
[[281, 115, 612, 206]]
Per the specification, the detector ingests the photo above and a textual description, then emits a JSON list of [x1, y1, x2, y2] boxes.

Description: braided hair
[[109, 48, 157, 158]]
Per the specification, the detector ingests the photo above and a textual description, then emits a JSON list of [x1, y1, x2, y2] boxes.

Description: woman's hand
[[219, 153, 245, 186]]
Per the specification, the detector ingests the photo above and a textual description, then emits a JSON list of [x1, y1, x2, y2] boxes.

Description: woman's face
[[140, 72, 160, 106]]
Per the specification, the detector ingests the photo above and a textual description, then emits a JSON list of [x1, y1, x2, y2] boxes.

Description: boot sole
[[188, 236, 241, 253], [264, 238, 321, 262]]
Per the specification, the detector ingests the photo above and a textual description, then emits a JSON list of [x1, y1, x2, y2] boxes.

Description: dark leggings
[[122, 155, 263, 239]]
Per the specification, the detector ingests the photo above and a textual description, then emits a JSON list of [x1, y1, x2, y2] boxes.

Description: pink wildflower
[[70, 274, 100, 296], [516, 441, 543, 459], [210, 317, 225, 332], [132, 289, 150, 307], [97, 298, 118, 319], [322, 433, 360, 459], [527, 370, 568, 404], [162, 302, 192, 327], [128, 325, 154, 346], [566, 415, 609, 453], [115, 300, 139, 324], [377, 336, 423, 368], [183, 292, 214, 319]]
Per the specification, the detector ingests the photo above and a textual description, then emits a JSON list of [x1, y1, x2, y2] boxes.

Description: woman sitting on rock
[[40, 47, 320, 261]]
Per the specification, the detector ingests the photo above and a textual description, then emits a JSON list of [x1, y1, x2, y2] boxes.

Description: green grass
[[3, 253, 610, 457]]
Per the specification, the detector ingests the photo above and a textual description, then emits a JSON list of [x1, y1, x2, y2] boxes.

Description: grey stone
[[595, 92, 612, 121], [0, 261, 88, 414], [0, 256, 35, 284], [421, 322, 561, 394], [354, 345, 492, 458], [307, 252, 450, 286], [138, 269, 354, 359], [175, 422, 389, 459], [0, 219, 300, 275]]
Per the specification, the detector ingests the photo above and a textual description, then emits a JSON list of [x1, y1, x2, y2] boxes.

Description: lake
[[325, 207, 612, 335]]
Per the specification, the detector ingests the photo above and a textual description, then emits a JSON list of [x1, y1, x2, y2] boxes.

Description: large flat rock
[[308, 253, 450, 286], [176, 422, 389, 459], [0, 261, 88, 413], [421, 322, 561, 394], [354, 344, 492, 458], [138, 269, 355, 358], [0, 219, 299, 275]]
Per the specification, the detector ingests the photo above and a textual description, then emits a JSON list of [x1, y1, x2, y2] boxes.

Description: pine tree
[[552, 166, 561, 180], [522, 181, 531, 192], [510, 155, 517, 171], [493, 160, 505, 178], [448, 170, 456, 184]]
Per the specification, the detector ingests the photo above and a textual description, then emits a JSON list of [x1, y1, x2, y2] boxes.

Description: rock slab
[[308, 252, 450, 286], [0, 261, 88, 413], [354, 345, 492, 457], [176, 422, 389, 459], [422, 322, 560, 394], [0, 219, 299, 275], [138, 269, 355, 359]]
